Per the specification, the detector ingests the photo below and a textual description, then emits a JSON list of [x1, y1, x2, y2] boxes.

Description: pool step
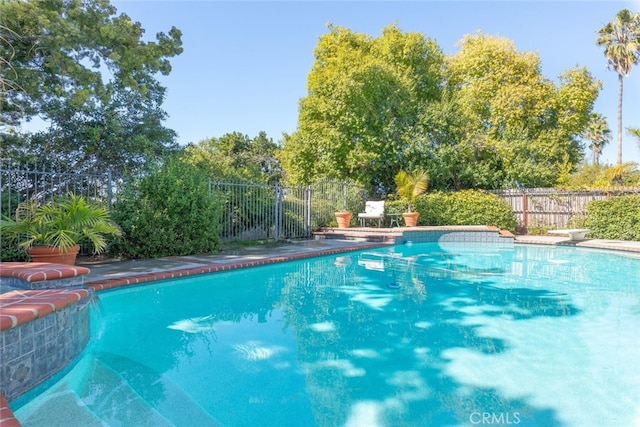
[[14, 388, 107, 427], [15, 352, 221, 426], [78, 355, 174, 426], [15, 356, 173, 427], [89, 351, 222, 426]]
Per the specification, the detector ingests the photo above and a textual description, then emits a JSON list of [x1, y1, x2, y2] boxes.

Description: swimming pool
[[12, 242, 640, 426]]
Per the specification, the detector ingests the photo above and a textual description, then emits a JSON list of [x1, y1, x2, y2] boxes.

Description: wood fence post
[[521, 191, 528, 233]]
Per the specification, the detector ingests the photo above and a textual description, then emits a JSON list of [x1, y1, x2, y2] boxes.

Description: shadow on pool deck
[[77, 236, 640, 287], [77, 239, 386, 285]]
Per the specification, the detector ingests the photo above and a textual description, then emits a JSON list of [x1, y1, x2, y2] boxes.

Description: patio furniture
[[358, 201, 385, 227], [386, 213, 401, 227]]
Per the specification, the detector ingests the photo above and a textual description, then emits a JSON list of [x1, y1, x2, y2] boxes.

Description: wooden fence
[[492, 187, 640, 232]]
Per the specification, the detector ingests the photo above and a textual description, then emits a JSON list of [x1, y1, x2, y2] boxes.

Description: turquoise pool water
[[13, 242, 640, 426]]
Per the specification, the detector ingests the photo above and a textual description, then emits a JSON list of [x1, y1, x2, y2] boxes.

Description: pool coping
[[513, 235, 640, 252], [85, 241, 391, 292]]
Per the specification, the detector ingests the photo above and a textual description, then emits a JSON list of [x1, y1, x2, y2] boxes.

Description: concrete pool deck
[[78, 234, 640, 287], [78, 238, 391, 290], [80, 234, 640, 282]]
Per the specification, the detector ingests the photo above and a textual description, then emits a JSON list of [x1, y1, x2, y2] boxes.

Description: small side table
[[387, 213, 401, 227]]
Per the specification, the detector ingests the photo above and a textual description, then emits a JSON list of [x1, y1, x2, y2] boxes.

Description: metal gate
[[211, 179, 366, 242]]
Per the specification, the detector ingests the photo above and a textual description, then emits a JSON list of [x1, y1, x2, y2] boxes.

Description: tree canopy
[[441, 32, 600, 189], [183, 131, 282, 183], [280, 24, 444, 191], [0, 0, 183, 175], [282, 26, 602, 192]]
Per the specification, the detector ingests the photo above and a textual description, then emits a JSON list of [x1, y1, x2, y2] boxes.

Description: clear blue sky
[[113, 0, 640, 165]]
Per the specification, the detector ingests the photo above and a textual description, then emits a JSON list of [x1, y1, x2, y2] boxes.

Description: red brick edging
[[0, 389, 20, 427], [86, 243, 389, 292], [0, 263, 89, 282], [0, 289, 90, 331]]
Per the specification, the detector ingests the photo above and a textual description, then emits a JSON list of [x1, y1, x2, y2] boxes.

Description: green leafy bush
[[526, 220, 549, 236], [309, 197, 337, 229], [586, 195, 640, 241], [416, 190, 517, 232], [0, 240, 29, 262], [110, 158, 222, 259], [1, 191, 30, 261]]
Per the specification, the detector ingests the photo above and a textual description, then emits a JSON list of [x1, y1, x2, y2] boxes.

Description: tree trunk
[[617, 73, 623, 167]]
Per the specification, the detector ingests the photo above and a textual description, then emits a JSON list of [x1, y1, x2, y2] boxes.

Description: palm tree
[[582, 113, 611, 165], [596, 9, 640, 167], [628, 127, 640, 151]]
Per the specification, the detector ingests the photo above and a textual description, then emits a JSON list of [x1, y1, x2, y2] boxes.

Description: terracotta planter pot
[[28, 245, 80, 265], [402, 212, 420, 227], [335, 211, 352, 229]]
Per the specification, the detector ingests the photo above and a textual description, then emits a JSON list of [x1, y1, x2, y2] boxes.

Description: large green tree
[[281, 24, 444, 191], [597, 8, 640, 166], [284, 26, 600, 192], [438, 33, 600, 188], [0, 0, 183, 174]]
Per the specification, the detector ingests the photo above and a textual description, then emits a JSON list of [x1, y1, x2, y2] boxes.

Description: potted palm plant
[[0, 194, 122, 265], [394, 169, 429, 227]]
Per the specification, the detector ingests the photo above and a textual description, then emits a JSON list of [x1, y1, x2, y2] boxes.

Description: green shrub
[[311, 197, 341, 229], [586, 195, 640, 241], [567, 214, 587, 229], [109, 158, 222, 259], [416, 190, 517, 232], [384, 200, 405, 215], [0, 240, 29, 262], [282, 196, 308, 235], [1, 191, 29, 261], [526, 219, 549, 236]]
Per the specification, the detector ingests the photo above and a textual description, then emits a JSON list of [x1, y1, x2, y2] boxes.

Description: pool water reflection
[[13, 243, 640, 426]]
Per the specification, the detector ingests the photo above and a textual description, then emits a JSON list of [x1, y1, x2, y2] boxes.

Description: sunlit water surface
[[13, 242, 640, 426]]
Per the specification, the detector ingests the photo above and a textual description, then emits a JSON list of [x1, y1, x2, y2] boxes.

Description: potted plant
[[334, 181, 352, 228], [334, 210, 352, 229], [0, 194, 122, 265], [394, 169, 429, 227]]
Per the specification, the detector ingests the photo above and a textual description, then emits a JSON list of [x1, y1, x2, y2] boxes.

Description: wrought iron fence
[[0, 163, 367, 245], [211, 179, 368, 242], [0, 162, 114, 217]]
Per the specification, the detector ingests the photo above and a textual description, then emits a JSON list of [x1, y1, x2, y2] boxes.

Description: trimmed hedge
[[586, 195, 640, 241], [415, 190, 517, 232]]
